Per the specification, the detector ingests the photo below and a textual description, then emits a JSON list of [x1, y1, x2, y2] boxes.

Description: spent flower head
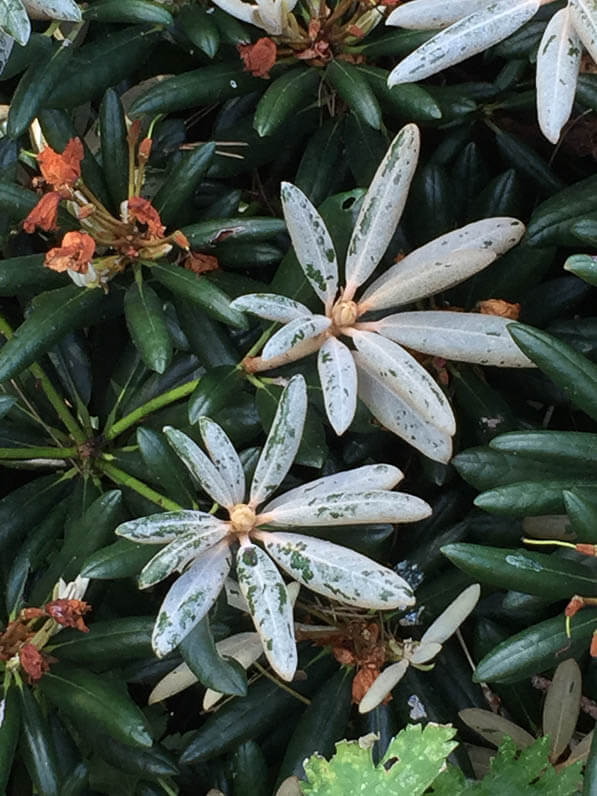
[[232, 124, 532, 463], [115, 375, 431, 681], [385, 0, 592, 144]]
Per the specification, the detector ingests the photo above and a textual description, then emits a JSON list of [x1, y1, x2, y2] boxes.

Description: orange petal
[[238, 38, 277, 78], [45, 231, 96, 273], [23, 191, 61, 233], [37, 138, 84, 190], [478, 298, 521, 320], [45, 599, 91, 632], [127, 196, 166, 238]]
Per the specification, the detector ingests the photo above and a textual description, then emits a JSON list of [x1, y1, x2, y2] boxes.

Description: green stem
[[98, 460, 183, 511], [0, 446, 78, 460], [0, 314, 86, 444], [104, 378, 199, 441]]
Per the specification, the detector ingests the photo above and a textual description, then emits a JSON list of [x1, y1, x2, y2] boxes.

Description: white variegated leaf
[[225, 577, 249, 612], [360, 218, 524, 311], [344, 124, 420, 297], [138, 527, 230, 589], [388, 0, 540, 86], [410, 641, 442, 664], [203, 632, 265, 709], [237, 542, 297, 682], [543, 658, 582, 761], [352, 330, 455, 434], [317, 336, 358, 435], [355, 355, 453, 463], [152, 542, 232, 657], [261, 315, 330, 362], [149, 661, 198, 704], [570, 0, 597, 63], [0, 30, 14, 73], [230, 293, 312, 323], [210, 0, 255, 25], [536, 9, 581, 144], [0, 0, 29, 45], [358, 660, 410, 714], [459, 708, 536, 749], [164, 427, 236, 508], [115, 511, 225, 544], [250, 374, 307, 506], [387, 0, 485, 30], [23, 0, 81, 20], [262, 463, 404, 512], [263, 531, 415, 609], [377, 311, 535, 367], [262, 489, 430, 527], [199, 417, 245, 505], [421, 584, 481, 645], [281, 182, 339, 309]]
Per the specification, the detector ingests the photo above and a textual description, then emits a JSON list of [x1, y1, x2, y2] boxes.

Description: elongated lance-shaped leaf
[[281, 181, 339, 311], [261, 315, 330, 362], [536, 9, 581, 144], [250, 374, 308, 506], [410, 641, 442, 664], [355, 355, 453, 463], [360, 218, 525, 311], [344, 124, 419, 299], [377, 311, 535, 367], [420, 584, 480, 645], [0, 0, 29, 45], [387, 0, 486, 29], [317, 336, 358, 436], [152, 541, 232, 657], [542, 658, 582, 762], [115, 511, 225, 544], [263, 531, 415, 609], [570, 0, 597, 63], [139, 526, 230, 589], [263, 463, 404, 512], [387, 0, 540, 86], [358, 660, 410, 714], [203, 633, 265, 710], [237, 541, 297, 681], [230, 293, 312, 323], [164, 427, 236, 508], [459, 708, 535, 749], [149, 661, 199, 705], [262, 489, 431, 527], [352, 330, 455, 434], [199, 417, 245, 505], [23, 0, 82, 21]]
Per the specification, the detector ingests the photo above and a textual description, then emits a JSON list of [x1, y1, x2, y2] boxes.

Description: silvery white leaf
[[387, 0, 540, 86], [262, 463, 404, 512], [421, 584, 481, 645], [149, 661, 198, 704], [199, 417, 245, 505], [352, 330, 455, 434], [261, 315, 330, 362], [570, 0, 597, 63], [225, 577, 249, 612], [203, 632, 264, 709], [0, 0, 29, 45], [210, 0, 255, 25], [164, 426, 236, 508], [0, 30, 14, 75], [358, 660, 409, 714], [361, 248, 496, 312], [230, 293, 312, 323], [139, 527, 230, 589], [543, 658, 582, 762], [237, 542, 297, 682], [115, 511, 225, 544], [360, 218, 525, 311], [152, 542, 231, 657], [264, 531, 415, 609], [536, 9, 581, 144], [377, 311, 535, 367], [281, 182, 339, 309], [250, 374, 307, 506], [387, 0, 486, 30], [317, 336, 358, 435], [23, 0, 81, 20], [344, 124, 420, 297], [459, 708, 535, 749], [410, 641, 442, 664], [355, 355, 453, 463], [263, 489, 431, 527]]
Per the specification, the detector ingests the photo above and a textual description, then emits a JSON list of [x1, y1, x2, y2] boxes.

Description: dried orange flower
[[238, 37, 277, 78], [45, 599, 91, 633], [23, 191, 61, 233], [127, 196, 166, 238], [37, 138, 84, 194], [45, 231, 96, 274], [19, 643, 52, 683], [478, 298, 521, 321], [184, 251, 219, 275]]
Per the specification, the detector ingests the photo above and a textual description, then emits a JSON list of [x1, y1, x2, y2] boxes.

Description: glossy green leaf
[[180, 616, 247, 697], [80, 538, 156, 579], [51, 617, 155, 664], [475, 479, 597, 516], [563, 488, 597, 543], [99, 88, 129, 210], [526, 174, 597, 246], [83, 0, 173, 25], [325, 59, 382, 130], [152, 142, 216, 228], [176, 4, 220, 57], [254, 67, 320, 138], [231, 740, 269, 796], [125, 281, 172, 375], [137, 427, 196, 506], [0, 686, 20, 793], [0, 473, 69, 552], [564, 253, 597, 286], [17, 681, 60, 796]]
